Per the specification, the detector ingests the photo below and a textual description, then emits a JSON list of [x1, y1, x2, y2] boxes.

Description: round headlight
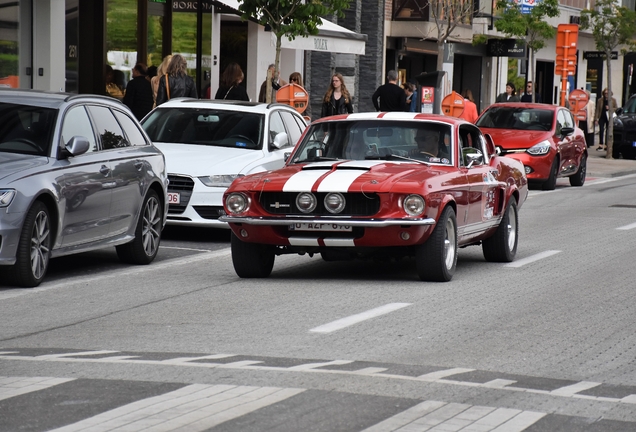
[[226, 193, 249, 214], [403, 194, 425, 216], [296, 192, 317, 213], [324, 193, 346, 214]]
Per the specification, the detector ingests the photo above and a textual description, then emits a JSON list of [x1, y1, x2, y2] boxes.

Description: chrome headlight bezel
[[324, 192, 346, 214], [199, 174, 244, 188], [402, 194, 425, 216], [526, 140, 552, 156], [225, 193, 250, 214], [296, 192, 317, 214], [0, 189, 16, 208]]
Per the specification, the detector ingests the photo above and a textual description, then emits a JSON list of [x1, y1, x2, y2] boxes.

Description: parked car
[[476, 103, 587, 190], [0, 89, 168, 287], [141, 99, 308, 228], [219, 113, 528, 282], [612, 94, 636, 159]]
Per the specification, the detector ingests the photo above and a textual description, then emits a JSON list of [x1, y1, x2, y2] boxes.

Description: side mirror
[[60, 136, 90, 159], [462, 148, 484, 168], [272, 131, 289, 149], [560, 127, 575, 138], [616, 107, 624, 115]]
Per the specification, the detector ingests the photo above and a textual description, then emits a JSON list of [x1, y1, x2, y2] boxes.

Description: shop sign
[[583, 51, 618, 60], [173, 0, 214, 12]]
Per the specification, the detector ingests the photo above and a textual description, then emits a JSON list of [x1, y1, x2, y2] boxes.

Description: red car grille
[[259, 192, 380, 216]]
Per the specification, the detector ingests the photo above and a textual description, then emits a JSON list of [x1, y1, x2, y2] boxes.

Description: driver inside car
[[412, 129, 440, 161]]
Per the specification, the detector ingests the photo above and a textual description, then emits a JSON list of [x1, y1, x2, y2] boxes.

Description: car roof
[[155, 98, 300, 114], [0, 88, 125, 109], [310, 112, 473, 126]]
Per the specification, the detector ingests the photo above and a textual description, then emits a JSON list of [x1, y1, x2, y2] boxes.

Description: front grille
[[193, 206, 225, 220], [260, 192, 380, 216], [167, 175, 194, 214]]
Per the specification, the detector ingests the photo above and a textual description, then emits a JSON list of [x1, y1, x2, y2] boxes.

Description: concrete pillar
[[33, 0, 65, 91]]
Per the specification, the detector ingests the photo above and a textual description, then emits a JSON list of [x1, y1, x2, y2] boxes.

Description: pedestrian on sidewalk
[[372, 70, 406, 112], [581, 90, 596, 148], [594, 88, 617, 151], [320, 73, 353, 118]]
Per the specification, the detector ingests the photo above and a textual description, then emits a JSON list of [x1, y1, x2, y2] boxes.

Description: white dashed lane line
[[616, 222, 636, 230], [309, 303, 412, 334], [503, 250, 561, 268]]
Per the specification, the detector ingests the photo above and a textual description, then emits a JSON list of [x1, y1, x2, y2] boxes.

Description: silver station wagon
[[0, 90, 168, 287]]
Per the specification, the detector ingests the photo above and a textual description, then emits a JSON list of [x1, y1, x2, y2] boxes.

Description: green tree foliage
[[581, 0, 636, 159], [106, 0, 137, 52], [238, 0, 351, 102], [494, 0, 560, 103]]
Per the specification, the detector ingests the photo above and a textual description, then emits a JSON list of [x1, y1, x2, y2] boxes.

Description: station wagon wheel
[[483, 196, 518, 262], [569, 154, 586, 187], [116, 189, 162, 265], [542, 156, 559, 190], [415, 206, 457, 282], [230, 233, 275, 278], [9, 201, 51, 287]]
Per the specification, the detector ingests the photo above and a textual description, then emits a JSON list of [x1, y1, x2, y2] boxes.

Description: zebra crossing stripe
[[48, 384, 304, 432], [0, 376, 75, 401], [362, 400, 546, 432]]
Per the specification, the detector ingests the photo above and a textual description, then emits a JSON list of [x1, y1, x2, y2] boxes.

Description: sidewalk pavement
[[586, 133, 636, 178]]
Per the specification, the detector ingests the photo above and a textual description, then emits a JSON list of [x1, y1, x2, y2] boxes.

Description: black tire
[[8, 201, 51, 287], [415, 206, 457, 282], [542, 157, 559, 190], [116, 190, 162, 264], [230, 233, 275, 278], [483, 197, 518, 262], [612, 145, 621, 159], [569, 154, 586, 187]]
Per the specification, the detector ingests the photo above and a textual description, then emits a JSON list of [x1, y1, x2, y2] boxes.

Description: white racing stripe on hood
[[283, 169, 330, 192], [317, 169, 368, 192]]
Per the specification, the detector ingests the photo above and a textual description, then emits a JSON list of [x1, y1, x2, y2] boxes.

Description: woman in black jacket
[[320, 73, 353, 118], [214, 63, 250, 101], [155, 54, 198, 106]]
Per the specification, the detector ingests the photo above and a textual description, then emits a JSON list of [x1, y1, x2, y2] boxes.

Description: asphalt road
[[1, 173, 636, 431]]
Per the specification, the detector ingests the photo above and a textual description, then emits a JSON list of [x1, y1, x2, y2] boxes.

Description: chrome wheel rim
[[30, 210, 50, 280], [141, 197, 161, 256], [507, 205, 517, 251], [444, 217, 456, 270]]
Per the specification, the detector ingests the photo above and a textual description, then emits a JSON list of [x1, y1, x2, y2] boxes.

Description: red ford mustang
[[220, 113, 528, 282], [476, 103, 587, 190]]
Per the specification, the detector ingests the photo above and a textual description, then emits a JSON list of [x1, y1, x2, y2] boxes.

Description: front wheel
[[483, 197, 518, 262], [415, 206, 457, 282], [9, 201, 51, 287], [569, 154, 586, 187], [231, 233, 275, 278], [542, 157, 559, 191], [116, 190, 163, 264]]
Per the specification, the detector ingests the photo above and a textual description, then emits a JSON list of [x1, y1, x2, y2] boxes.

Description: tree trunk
[[530, 49, 536, 103], [606, 53, 614, 159]]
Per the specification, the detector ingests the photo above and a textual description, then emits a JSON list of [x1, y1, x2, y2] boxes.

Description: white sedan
[[141, 99, 308, 228]]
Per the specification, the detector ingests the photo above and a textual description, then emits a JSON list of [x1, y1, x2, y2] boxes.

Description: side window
[[556, 110, 567, 136], [113, 109, 148, 146], [280, 111, 303, 146], [61, 106, 97, 153], [87, 105, 129, 150], [459, 125, 485, 166], [268, 111, 290, 149]]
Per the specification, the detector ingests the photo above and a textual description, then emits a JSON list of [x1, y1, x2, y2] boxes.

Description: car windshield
[[290, 120, 453, 165], [622, 97, 636, 114], [0, 103, 56, 156], [142, 108, 264, 150], [476, 106, 553, 131]]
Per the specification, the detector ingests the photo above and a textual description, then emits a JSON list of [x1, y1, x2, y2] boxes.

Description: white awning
[[212, 0, 366, 55]]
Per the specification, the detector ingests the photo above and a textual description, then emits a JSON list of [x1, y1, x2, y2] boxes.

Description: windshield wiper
[[368, 153, 429, 165]]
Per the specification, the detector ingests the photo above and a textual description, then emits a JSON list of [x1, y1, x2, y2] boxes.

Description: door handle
[[99, 165, 111, 175]]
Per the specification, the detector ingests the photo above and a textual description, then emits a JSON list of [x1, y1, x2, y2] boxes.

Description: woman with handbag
[[155, 54, 198, 106], [214, 63, 250, 101]]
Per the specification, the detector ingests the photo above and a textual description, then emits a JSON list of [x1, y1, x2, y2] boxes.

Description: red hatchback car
[[476, 103, 587, 190], [220, 113, 528, 282]]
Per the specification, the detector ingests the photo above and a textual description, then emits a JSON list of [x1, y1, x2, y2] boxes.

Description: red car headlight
[[226, 193, 250, 214], [527, 140, 551, 155], [403, 194, 425, 216]]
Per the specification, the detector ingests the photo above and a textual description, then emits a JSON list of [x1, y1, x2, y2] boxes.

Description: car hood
[[0, 153, 49, 182], [232, 160, 452, 194], [153, 143, 268, 176], [615, 114, 636, 130], [480, 128, 552, 149]]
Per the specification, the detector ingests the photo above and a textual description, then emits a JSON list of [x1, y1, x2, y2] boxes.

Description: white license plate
[[289, 223, 352, 232], [167, 192, 181, 205]]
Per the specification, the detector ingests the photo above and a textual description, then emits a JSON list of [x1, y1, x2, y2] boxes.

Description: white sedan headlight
[[199, 174, 244, 187], [526, 140, 551, 156], [225, 193, 250, 214], [0, 189, 16, 207], [403, 194, 425, 216]]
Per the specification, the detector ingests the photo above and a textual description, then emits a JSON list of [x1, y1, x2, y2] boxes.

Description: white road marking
[[309, 303, 411, 333], [0, 376, 75, 401], [0, 248, 231, 300], [617, 221, 636, 230], [35, 350, 119, 359], [49, 384, 304, 432], [417, 368, 474, 381], [503, 250, 561, 268], [550, 381, 601, 396], [160, 246, 213, 252]]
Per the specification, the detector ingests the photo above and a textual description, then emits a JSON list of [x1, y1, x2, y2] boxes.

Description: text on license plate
[[167, 192, 180, 205], [289, 223, 352, 232]]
